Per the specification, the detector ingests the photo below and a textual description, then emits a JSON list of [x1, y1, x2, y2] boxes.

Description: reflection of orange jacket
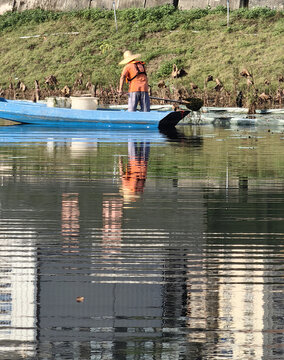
[[120, 158, 148, 193]]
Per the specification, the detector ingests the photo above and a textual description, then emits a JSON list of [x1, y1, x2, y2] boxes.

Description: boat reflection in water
[[160, 126, 203, 147]]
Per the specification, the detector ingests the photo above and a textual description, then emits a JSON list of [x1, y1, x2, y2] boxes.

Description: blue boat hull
[[0, 98, 189, 130]]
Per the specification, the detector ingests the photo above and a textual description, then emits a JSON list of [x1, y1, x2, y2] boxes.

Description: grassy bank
[[0, 5, 283, 108]]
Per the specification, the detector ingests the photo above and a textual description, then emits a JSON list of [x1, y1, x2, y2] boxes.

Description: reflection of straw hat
[[119, 50, 141, 65]]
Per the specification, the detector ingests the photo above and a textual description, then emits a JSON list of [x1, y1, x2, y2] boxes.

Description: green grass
[[0, 6, 283, 105]]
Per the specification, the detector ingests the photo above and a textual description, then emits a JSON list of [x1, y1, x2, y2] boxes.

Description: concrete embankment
[[179, 107, 284, 127], [0, 0, 283, 14]]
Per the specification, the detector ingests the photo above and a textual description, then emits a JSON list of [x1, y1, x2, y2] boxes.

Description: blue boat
[[0, 98, 189, 130]]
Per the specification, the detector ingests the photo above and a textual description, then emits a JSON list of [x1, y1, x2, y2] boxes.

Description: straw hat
[[119, 50, 141, 65]]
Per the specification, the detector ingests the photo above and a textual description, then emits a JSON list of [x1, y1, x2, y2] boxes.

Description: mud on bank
[[2, 77, 283, 112]]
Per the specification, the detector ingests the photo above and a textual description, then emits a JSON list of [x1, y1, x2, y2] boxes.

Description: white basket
[[70, 96, 99, 110], [46, 97, 71, 108]]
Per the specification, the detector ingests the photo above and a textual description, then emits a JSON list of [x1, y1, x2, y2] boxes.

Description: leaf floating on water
[[76, 296, 84, 303]]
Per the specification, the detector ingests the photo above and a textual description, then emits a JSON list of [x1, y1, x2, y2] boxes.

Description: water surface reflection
[[0, 124, 283, 359]]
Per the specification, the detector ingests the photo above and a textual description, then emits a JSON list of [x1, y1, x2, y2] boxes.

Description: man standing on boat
[[118, 50, 150, 112]]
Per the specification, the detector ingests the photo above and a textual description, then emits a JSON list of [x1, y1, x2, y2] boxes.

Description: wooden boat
[[0, 98, 189, 130]]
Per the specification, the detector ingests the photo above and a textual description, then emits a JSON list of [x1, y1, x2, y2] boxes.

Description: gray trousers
[[128, 92, 150, 112]]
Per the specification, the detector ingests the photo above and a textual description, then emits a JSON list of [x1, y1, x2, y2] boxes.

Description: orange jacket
[[121, 61, 148, 92]]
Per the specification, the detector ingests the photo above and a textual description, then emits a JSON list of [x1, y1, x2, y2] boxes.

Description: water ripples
[[0, 125, 283, 359]]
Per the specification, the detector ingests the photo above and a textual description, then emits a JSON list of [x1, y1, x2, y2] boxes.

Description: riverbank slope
[[0, 6, 283, 107]]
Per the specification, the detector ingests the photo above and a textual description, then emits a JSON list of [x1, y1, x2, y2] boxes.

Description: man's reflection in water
[[101, 142, 150, 258], [119, 142, 150, 203], [61, 193, 80, 254]]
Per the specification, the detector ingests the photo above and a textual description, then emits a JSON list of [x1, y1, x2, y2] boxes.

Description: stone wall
[[178, 0, 283, 10], [0, 0, 283, 14], [178, 1, 241, 10], [0, 0, 12, 14], [249, 0, 284, 9]]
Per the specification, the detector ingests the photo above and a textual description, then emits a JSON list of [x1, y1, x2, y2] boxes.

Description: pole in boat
[[113, 0, 118, 31], [227, 0, 230, 27]]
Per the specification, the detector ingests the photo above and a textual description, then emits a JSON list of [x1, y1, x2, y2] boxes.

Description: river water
[[0, 120, 283, 359]]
